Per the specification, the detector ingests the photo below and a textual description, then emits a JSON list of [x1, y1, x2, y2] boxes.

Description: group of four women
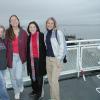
[[0, 15, 66, 100]]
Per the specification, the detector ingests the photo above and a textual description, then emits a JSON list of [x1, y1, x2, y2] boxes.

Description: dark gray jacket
[[0, 38, 7, 70]]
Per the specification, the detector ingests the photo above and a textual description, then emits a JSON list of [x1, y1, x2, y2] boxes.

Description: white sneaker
[[15, 93, 20, 99], [20, 86, 24, 93]]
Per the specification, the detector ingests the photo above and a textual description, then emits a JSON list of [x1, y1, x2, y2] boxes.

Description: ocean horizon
[[22, 24, 100, 40]]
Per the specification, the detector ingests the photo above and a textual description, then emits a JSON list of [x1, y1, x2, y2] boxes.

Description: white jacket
[[45, 30, 66, 61]]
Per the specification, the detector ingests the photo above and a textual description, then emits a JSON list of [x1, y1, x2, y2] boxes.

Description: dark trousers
[[30, 58, 43, 96]]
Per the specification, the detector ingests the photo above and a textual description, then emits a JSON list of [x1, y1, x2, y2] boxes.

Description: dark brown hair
[[27, 21, 40, 35], [6, 15, 21, 40]]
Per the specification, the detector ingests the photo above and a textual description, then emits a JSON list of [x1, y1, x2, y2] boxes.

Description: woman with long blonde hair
[[45, 17, 66, 100]]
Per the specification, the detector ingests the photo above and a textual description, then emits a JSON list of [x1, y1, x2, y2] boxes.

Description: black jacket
[[0, 38, 7, 70], [27, 32, 46, 76]]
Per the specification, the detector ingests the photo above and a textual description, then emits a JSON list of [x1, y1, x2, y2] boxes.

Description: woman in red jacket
[[5, 15, 28, 99]]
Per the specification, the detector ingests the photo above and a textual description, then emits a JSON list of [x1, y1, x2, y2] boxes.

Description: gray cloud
[[0, 0, 100, 26]]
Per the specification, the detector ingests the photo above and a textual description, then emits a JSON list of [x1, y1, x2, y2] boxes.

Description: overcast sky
[[0, 0, 100, 26]]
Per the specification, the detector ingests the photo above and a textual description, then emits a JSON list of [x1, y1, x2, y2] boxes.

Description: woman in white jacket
[[45, 17, 66, 100]]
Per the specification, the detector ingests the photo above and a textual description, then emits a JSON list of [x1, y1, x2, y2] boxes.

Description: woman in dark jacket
[[0, 25, 10, 100], [5, 15, 28, 99], [27, 21, 46, 100]]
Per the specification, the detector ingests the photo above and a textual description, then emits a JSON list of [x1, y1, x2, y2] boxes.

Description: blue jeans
[[9, 53, 23, 94], [0, 70, 9, 100]]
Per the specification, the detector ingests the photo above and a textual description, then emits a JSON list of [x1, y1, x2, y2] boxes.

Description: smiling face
[[10, 16, 19, 28], [46, 19, 55, 30], [29, 23, 37, 35]]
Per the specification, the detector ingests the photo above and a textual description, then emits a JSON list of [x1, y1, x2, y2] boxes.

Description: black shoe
[[29, 91, 36, 96], [34, 94, 43, 100]]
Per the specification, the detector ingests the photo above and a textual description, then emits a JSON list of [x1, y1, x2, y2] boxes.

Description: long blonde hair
[[46, 17, 57, 30]]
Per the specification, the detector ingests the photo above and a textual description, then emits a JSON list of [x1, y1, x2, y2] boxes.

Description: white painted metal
[[6, 39, 100, 88]]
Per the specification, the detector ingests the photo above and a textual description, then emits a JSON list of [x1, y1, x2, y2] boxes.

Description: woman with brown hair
[[27, 21, 46, 100], [5, 15, 28, 99]]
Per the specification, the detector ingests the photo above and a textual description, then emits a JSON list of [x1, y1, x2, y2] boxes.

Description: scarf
[[30, 32, 39, 81]]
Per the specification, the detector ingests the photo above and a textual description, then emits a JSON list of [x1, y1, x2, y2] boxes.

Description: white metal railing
[[66, 39, 100, 81], [5, 39, 100, 88]]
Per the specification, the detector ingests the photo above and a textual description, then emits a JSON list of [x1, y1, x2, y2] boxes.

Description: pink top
[[12, 36, 19, 53]]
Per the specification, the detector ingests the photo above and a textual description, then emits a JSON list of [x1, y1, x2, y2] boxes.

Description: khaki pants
[[46, 57, 62, 100]]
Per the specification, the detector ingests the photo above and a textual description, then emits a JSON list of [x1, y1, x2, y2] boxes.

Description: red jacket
[[5, 28, 28, 68]]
